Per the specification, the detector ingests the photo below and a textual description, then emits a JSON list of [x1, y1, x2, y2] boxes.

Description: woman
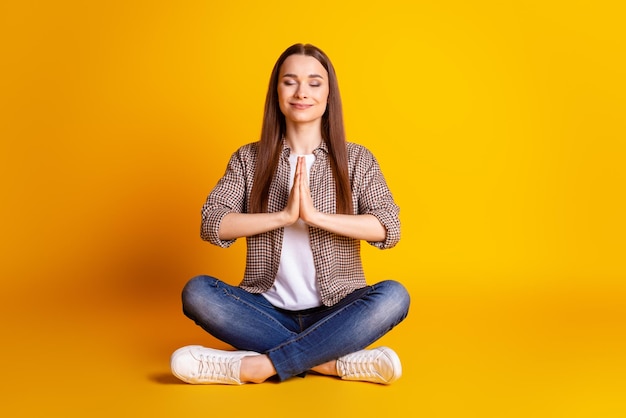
[[171, 43, 410, 385]]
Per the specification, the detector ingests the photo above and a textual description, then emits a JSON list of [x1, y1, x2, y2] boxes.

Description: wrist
[[302, 209, 323, 228], [279, 209, 298, 227]]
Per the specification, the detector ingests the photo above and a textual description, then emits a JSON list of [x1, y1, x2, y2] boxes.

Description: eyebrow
[[282, 73, 325, 79]]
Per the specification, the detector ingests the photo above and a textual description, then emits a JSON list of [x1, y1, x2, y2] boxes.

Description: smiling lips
[[290, 103, 313, 110]]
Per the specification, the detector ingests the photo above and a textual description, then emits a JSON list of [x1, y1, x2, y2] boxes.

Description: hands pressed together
[[283, 156, 317, 226]]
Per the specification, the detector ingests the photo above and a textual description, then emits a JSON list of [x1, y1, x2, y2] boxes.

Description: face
[[277, 54, 330, 126]]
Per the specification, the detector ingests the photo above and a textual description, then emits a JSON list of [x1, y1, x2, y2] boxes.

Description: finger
[[297, 156, 304, 177], [298, 158, 312, 204], [298, 156, 308, 184], [288, 158, 301, 202]]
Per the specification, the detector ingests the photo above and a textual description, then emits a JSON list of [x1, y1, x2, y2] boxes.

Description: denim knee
[[181, 275, 215, 319], [375, 280, 411, 321]]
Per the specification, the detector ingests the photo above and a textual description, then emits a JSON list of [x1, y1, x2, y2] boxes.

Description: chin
[[287, 114, 324, 125]]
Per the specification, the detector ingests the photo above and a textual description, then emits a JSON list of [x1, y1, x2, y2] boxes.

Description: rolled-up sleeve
[[352, 146, 401, 249], [200, 149, 249, 248]]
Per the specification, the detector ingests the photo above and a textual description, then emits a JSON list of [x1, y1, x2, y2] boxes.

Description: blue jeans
[[181, 275, 410, 381]]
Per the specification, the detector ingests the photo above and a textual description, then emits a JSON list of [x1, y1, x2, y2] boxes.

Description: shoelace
[[195, 353, 237, 380], [340, 352, 381, 378]]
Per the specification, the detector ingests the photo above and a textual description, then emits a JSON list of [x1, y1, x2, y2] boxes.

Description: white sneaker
[[171, 345, 260, 385], [336, 346, 402, 384]]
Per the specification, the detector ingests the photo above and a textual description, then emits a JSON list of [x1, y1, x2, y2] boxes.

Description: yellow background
[[1, 0, 625, 417]]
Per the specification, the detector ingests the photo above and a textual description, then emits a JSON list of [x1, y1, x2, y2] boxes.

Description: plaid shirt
[[201, 140, 400, 306]]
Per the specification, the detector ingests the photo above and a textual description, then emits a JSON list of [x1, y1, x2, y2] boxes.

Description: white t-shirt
[[262, 153, 321, 310]]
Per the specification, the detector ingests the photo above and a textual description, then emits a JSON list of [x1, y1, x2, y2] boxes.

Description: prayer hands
[[284, 156, 317, 225]]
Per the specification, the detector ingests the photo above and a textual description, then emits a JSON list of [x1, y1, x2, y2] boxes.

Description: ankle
[[311, 360, 338, 376], [240, 354, 275, 383]]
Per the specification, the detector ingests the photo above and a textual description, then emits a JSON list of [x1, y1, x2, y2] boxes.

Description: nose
[[294, 84, 308, 99]]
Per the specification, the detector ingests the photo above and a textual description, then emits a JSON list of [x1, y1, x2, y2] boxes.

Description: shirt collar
[[281, 138, 329, 156]]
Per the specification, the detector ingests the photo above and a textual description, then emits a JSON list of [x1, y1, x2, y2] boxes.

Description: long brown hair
[[248, 43, 353, 214]]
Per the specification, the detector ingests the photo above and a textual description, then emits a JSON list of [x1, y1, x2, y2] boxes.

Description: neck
[[284, 123, 323, 155]]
